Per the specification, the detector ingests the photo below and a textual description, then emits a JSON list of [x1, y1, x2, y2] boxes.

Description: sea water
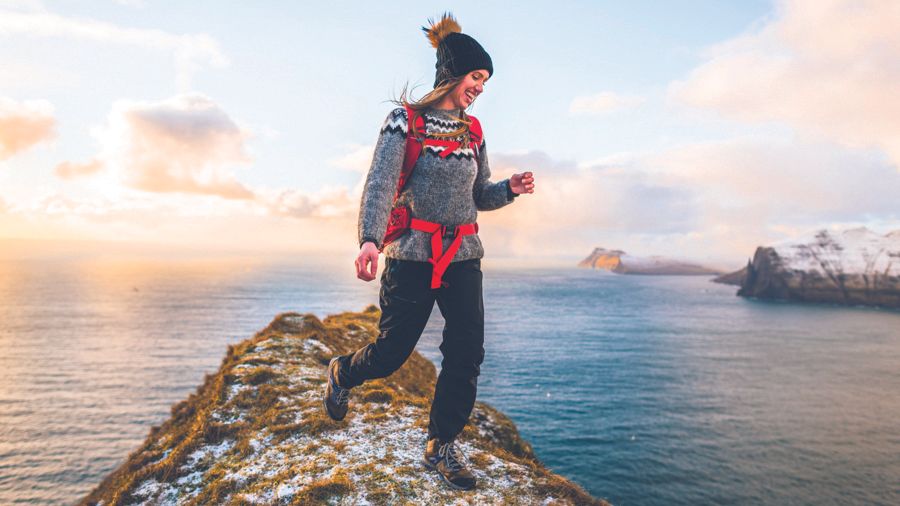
[[0, 256, 898, 505]]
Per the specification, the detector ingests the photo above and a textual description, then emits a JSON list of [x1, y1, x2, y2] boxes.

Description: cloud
[[0, 6, 227, 89], [328, 144, 374, 174], [79, 94, 254, 199], [44, 106, 372, 227], [259, 185, 358, 219], [255, 141, 375, 219], [0, 96, 55, 160], [650, 137, 900, 222], [54, 158, 104, 179], [648, 137, 900, 256], [478, 133, 900, 266], [569, 91, 645, 115], [0, 188, 359, 254], [476, 150, 702, 260], [30, 191, 254, 220], [669, 0, 900, 168]]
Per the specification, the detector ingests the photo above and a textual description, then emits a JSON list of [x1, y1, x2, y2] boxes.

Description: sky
[[1, 0, 898, 267]]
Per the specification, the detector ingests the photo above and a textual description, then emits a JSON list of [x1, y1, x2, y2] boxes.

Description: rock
[[80, 310, 608, 505], [578, 247, 722, 275], [737, 227, 900, 308], [713, 265, 748, 286]]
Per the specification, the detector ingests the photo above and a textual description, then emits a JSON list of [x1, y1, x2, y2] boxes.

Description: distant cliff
[[578, 247, 722, 275], [81, 308, 607, 505], [732, 227, 900, 308]]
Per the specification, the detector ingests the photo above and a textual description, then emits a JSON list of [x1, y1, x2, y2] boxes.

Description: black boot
[[322, 357, 351, 421]]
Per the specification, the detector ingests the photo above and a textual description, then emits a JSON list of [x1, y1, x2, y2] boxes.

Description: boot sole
[[421, 457, 476, 491]]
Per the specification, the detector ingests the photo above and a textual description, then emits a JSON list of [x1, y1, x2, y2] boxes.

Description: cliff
[[736, 227, 900, 308], [80, 307, 607, 505], [578, 247, 721, 275]]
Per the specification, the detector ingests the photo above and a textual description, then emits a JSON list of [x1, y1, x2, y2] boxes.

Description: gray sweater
[[358, 106, 518, 262]]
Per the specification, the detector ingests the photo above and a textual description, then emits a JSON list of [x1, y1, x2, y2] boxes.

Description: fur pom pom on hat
[[422, 12, 493, 89]]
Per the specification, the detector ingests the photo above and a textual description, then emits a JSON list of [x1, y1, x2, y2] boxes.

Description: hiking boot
[[323, 357, 351, 421], [422, 437, 476, 490]]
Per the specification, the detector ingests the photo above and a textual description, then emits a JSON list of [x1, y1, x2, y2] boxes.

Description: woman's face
[[451, 69, 490, 109]]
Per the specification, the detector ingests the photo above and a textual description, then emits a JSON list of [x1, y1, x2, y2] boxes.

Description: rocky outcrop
[[736, 227, 900, 308], [80, 308, 607, 505], [712, 265, 747, 286], [578, 247, 722, 275]]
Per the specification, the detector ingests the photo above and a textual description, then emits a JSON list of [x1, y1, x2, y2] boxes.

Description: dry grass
[[290, 467, 353, 505]]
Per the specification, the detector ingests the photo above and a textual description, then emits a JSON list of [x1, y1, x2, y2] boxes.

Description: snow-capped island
[[720, 227, 900, 309]]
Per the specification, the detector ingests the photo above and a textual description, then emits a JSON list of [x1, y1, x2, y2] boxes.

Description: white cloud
[[475, 150, 702, 260], [569, 91, 645, 115], [258, 185, 358, 219], [74, 93, 254, 199], [669, 0, 900, 169], [479, 133, 900, 266], [648, 137, 900, 221], [0, 6, 228, 90], [54, 158, 104, 179], [0, 96, 55, 160], [0, 188, 358, 253], [45, 98, 373, 225], [328, 143, 374, 174]]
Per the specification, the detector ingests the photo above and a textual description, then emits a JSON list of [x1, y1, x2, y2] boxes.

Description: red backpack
[[380, 104, 483, 250]]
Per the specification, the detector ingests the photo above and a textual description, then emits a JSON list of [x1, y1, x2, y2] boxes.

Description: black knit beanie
[[423, 13, 493, 89]]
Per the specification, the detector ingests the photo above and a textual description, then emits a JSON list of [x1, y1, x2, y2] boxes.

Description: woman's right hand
[[356, 242, 380, 281]]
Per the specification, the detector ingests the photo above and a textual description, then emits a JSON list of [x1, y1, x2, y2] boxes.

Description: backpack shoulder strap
[[467, 114, 483, 155], [392, 104, 425, 202]]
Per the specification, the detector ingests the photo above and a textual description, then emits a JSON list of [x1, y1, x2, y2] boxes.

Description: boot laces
[[438, 441, 467, 472], [335, 386, 350, 406], [330, 370, 350, 406]]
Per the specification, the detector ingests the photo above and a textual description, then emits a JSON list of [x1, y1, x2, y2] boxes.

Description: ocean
[[1, 255, 898, 505]]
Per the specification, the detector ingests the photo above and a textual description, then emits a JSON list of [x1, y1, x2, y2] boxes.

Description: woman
[[323, 13, 535, 491]]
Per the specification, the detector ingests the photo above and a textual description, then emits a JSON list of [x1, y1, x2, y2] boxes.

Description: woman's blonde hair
[[389, 77, 473, 141]]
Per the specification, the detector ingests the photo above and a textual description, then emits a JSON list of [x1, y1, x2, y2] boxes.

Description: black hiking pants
[[335, 256, 485, 442]]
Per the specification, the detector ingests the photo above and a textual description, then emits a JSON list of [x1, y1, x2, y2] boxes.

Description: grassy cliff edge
[[81, 306, 608, 505]]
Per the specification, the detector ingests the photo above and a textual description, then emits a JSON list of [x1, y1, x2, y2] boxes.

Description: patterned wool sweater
[[358, 106, 518, 263]]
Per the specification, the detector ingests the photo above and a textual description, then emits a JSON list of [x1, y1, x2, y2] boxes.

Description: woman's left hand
[[510, 171, 535, 195]]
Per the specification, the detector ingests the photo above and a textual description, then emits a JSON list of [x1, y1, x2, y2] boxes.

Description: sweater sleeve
[[358, 107, 408, 249], [473, 139, 518, 212]]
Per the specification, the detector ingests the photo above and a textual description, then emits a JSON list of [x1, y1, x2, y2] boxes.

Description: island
[[80, 307, 607, 505], [719, 227, 900, 309], [578, 247, 722, 275]]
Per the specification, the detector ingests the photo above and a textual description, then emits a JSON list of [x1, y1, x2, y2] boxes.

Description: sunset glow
[[1, 0, 898, 266]]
